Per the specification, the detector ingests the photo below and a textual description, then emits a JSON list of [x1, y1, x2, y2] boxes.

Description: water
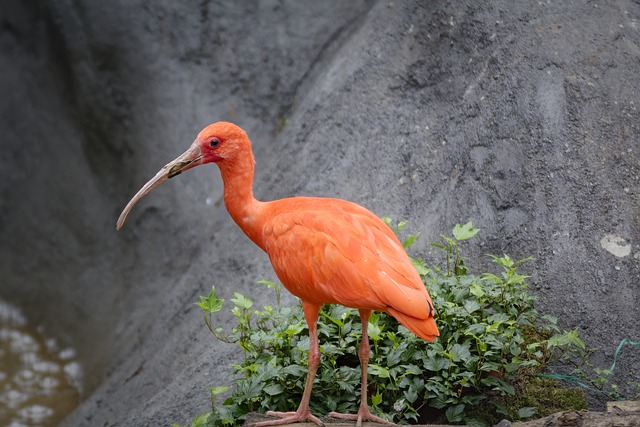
[[0, 299, 81, 427]]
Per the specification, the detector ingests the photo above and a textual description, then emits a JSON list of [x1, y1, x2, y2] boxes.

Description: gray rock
[[1, 0, 638, 425]]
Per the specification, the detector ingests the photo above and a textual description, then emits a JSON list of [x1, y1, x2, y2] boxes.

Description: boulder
[[1, 0, 637, 425]]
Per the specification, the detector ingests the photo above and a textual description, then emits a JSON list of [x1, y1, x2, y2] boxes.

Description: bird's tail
[[386, 307, 439, 341]]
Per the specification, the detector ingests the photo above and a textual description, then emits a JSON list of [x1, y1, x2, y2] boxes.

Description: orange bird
[[116, 122, 438, 427]]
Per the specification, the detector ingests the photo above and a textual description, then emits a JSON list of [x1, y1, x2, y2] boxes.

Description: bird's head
[[194, 121, 250, 165], [116, 121, 250, 230]]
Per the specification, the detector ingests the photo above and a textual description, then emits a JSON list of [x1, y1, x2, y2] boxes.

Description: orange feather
[[261, 197, 438, 340]]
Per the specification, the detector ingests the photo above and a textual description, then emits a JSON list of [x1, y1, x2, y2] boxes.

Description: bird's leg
[[328, 309, 395, 427], [255, 302, 324, 427]]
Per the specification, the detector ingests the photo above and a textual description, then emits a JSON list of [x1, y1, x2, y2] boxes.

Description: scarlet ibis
[[117, 122, 438, 427]]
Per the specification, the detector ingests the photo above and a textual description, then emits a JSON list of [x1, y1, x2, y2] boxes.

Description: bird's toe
[[255, 410, 324, 427]]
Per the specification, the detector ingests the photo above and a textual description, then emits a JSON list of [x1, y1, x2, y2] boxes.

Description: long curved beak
[[116, 143, 202, 230]]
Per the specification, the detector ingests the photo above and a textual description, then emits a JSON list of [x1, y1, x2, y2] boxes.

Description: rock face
[[1, 0, 638, 425]]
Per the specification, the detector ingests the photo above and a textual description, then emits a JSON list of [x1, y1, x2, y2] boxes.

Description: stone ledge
[[244, 403, 640, 427]]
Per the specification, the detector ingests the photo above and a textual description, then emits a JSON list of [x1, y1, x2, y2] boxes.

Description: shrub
[[188, 222, 587, 426]]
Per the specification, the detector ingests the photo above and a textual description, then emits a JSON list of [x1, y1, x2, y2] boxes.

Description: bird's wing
[[261, 198, 434, 321]]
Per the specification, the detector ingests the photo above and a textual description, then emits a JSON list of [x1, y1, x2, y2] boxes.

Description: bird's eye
[[210, 137, 220, 147]]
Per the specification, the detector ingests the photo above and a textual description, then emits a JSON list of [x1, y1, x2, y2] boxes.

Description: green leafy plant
[[185, 222, 591, 427], [429, 221, 480, 276], [540, 337, 640, 401]]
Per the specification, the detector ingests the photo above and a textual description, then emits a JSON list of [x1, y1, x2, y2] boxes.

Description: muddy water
[[0, 299, 81, 427]]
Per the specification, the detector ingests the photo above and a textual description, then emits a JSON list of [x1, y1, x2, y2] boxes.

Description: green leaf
[[465, 323, 487, 337], [461, 394, 487, 405], [423, 354, 449, 372], [368, 364, 391, 378], [217, 405, 237, 426], [400, 364, 423, 376], [257, 279, 279, 290], [195, 286, 225, 313], [403, 232, 420, 248], [321, 312, 344, 328], [493, 401, 509, 416], [487, 312, 510, 324], [368, 313, 383, 341], [469, 282, 485, 298], [263, 383, 284, 396], [453, 221, 480, 241], [483, 273, 503, 285], [285, 321, 305, 337], [464, 300, 481, 314], [368, 310, 379, 325], [429, 394, 449, 409], [282, 364, 307, 377], [455, 259, 468, 276], [518, 406, 537, 419], [547, 330, 585, 350], [368, 323, 383, 341], [411, 258, 430, 275], [404, 386, 419, 404], [191, 412, 212, 427], [441, 235, 456, 247], [450, 343, 471, 362], [489, 254, 515, 269], [445, 404, 466, 423], [231, 292, 253, 310], [203, 386, 230, 396], [371, 392, 383, 406], [542, 314, 558, 326], [481, 376, 515, 395]]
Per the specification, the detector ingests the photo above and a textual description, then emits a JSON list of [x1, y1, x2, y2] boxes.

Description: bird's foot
[[328, 409, 395, 427], [255, 409, 324, 427]]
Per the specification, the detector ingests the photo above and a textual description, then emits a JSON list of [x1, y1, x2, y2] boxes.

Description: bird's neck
[[218, 152, 266, 250]]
